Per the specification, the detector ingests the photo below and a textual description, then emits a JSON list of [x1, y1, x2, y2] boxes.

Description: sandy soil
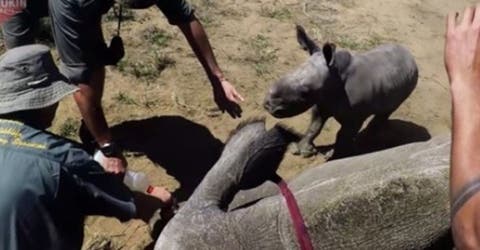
[[33, 0, 475, 248]]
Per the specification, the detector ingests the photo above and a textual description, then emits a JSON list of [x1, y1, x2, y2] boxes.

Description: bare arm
[[177, 16, 244, 118], [445, 5, 480, 249]]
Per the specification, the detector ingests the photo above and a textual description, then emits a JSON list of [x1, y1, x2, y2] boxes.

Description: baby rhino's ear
[[296, 25, 320, 55], [322, 43, 336, 66]]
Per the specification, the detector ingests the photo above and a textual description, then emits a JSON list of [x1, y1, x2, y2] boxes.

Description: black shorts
[[2, 0, 194, 83], [48, 0, 112, 83], [1, 0, 49, 48]]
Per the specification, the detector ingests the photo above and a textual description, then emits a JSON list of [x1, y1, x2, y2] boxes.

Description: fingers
[[227, 92, 243, 104], [462, 6, 475, 26], [447, 12, 458, 33], [232, 91, 245, 102], [219, 79, 245, 103], [149, 186, 173, 205], [104, 158, 127, 174], [474, 4, 480, 27], [449, 6, 480, 32], [216, 100, 241, 118], [225, 102, 243, 118]]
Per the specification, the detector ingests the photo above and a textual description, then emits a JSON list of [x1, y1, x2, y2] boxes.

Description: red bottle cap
[[146, 185, 155, 194]]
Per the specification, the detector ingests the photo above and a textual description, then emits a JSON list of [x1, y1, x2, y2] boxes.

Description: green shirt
[[0, 119, 136, 250]]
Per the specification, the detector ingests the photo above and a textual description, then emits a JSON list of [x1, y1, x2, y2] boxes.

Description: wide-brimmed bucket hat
[[0, 44, 78, 115]]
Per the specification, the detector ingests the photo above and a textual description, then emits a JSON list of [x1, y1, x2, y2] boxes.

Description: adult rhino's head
[[198, 119, 299, 207], [264, 25, 350, 118], [163, 119, 298, 211]]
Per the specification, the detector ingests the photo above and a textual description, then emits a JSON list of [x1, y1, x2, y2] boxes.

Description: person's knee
[[2, 13, 37, 49], [74, 84, 103, 107]]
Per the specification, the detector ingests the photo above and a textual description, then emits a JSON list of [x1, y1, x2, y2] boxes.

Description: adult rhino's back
[[345, 44, 418, 113]]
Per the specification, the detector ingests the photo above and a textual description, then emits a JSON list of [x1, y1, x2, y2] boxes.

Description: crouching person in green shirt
[[0, 44, 170, 249]]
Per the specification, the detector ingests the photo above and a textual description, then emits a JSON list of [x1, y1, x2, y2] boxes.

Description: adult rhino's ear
[[238, 125, 299, 190], [323, 43, 336, 66], [296, 25, 320, 55]]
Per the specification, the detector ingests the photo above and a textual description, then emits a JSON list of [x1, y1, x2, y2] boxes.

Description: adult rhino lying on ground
[[155, 120, 451, 250], [264, 25, 418, 159]]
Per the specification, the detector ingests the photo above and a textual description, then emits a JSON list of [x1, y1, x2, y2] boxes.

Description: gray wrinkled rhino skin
[[155, 120, 450, 250], [264, 25, 418, 159]]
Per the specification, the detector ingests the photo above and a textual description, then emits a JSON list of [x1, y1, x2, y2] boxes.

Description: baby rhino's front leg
[[292, 106, 328, 158]]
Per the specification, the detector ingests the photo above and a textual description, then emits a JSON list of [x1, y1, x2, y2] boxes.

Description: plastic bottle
[[123, 170, 154, 194], [93, 150, 154, 194]]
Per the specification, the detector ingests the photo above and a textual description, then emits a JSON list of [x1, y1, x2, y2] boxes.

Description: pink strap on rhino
[[278, 180, 314, 250]]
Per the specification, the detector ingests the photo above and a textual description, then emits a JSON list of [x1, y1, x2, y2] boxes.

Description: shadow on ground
[[111, 116, 224, 202], [317, 119, 432, 159]]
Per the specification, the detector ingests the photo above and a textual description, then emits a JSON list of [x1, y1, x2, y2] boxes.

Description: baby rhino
[[264, 25, 418, 159]]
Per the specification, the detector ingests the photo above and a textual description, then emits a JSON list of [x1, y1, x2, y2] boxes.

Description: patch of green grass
[[260, 7, 292, 20], [116, 57, 159, 80], [154, 53, 176, 73], [335, 36, 363, 50], [245, 35, 278, 76], [131, 61, 159, 80], [58, 118, 79, 138], [104, 6, 135, 22], [363, 33, 386, 49], [113, 92, 137, 105], [116, 58, 129, 73], [142, 99, 158, 109], [190, 0, 218, 28], [116, 54, 175, 80], [335, 33, 389, 51], [198, 15, 216, 27], [143, 27, 171, 48]]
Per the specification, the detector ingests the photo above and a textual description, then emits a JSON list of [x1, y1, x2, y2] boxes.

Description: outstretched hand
[[212, 78, 244, 118], [446, 5, 480, 250], [445, 5, 480, 94]]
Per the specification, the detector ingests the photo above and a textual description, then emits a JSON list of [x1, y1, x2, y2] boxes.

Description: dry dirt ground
[[2, 0, 476, 249]]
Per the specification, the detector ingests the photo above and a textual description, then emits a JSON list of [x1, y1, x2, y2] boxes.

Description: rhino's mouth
[[271, 109, 291, 118], [264, 101, 286, 118], [264, 98, 311, 118], [269, 106, 300, 118]]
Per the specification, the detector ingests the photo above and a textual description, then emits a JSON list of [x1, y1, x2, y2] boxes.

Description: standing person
[[0, 44, 173, 250], [446, 4, 480, 249], [2, 0, 244, 174]]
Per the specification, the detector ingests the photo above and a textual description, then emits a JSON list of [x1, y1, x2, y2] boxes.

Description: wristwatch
[[99, 142, 121, 157]]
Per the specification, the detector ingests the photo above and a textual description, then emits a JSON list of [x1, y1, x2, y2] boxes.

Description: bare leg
[[293, 106, 328, 158], [73, 67, 127, 174], [73, 66, 111, 145], [330, 120, 364, 160]]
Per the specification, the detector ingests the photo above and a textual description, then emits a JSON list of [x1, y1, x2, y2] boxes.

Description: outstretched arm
[[177, 16, 244, 118], [445, 5, 480, 249]]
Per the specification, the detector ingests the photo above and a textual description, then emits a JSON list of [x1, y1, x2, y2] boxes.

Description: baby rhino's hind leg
[[367, 111, 393, 131], [330, 119, 364, 160]]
